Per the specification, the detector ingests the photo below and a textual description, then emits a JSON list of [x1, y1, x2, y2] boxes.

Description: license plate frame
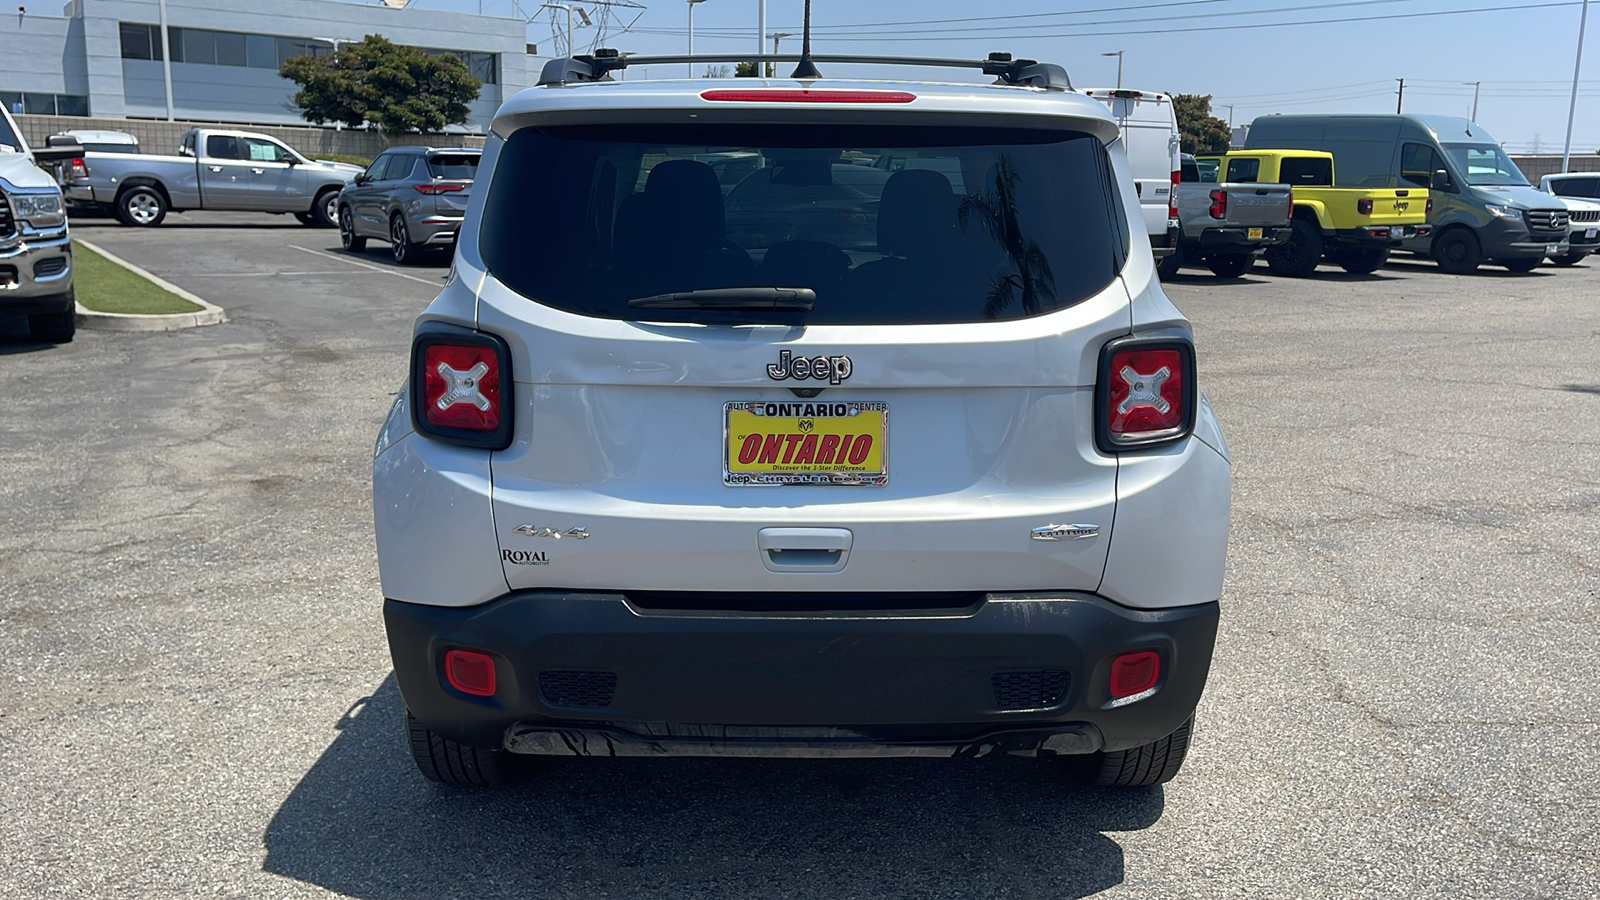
[[1247, 227, 1264, 239], [724, 400, 888, 487]]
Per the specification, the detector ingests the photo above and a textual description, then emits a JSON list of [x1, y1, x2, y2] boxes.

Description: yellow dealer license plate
[[725, 400, 888, 486], [1247, 227, 1263, 239]]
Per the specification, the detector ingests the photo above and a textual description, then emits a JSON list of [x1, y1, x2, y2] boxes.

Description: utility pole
[[1466, 81, 1480, 121], [1395, 78, 1404, 113], [686, 0, 706, 77], [540, 3, 575, 57], [1563, 0, 1591, 173], [758, 0, 765, 69], [1224, 104, 1235, 127]]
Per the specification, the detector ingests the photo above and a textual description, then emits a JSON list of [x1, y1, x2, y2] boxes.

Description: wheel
[[1156, 247, 1184, 280], [1090, 716, 1193, 787], [294, 212, 316, 226], [116, 186, 167, 227], [1432, 228, 1483, 274], [29, 304, 75, 344], [1335, 246, 1390, 275], [312, 189, 340, 228], [1500, 257, 1540, 273], [406, 709, 509, 788], [1263, 217, 1324, 277], [1204, 252, 1253, 278], [390, 214, 421, 264], [1550, 251, 1586, 267], [339, 206, 366, 253]]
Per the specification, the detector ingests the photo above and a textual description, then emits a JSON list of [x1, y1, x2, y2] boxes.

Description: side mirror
[[1431, 169, 1453, 192], [353, 173, 371, 186]]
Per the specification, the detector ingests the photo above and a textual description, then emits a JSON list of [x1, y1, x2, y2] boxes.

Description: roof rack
[[537, 51, 1071, 92]]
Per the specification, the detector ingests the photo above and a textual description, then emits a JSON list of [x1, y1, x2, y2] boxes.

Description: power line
[[637, 1, 1581, 42]]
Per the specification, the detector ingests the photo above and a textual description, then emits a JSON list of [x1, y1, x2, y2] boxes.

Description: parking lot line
[[288, 245, 444, 286], [182, 271, 360, 277]]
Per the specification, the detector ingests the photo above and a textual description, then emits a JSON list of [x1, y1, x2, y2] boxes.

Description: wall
[[1510, 155, 1600, 182], [13, 113, 484, 160], [2, 12, 88, 97]]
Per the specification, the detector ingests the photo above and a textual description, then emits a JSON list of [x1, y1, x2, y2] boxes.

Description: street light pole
[[539, 3, 575, 57], [1563, 0, 1591, 173], [1101, 50, 1123, 88], [1395, 77, 1405, 113], [758, 0, 765, 63], [1466, 81, 1481, 121], [687, 0, 707, 77]]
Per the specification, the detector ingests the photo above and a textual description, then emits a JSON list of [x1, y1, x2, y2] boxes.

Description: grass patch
[[309, 153, 372, 168], [73, 242, 204, 315]]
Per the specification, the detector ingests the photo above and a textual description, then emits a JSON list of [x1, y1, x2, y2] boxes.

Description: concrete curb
[[73, 239, 227, 332]]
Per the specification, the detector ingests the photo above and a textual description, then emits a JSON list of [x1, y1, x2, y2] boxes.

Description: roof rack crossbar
[[537, 51, 1070, 91]]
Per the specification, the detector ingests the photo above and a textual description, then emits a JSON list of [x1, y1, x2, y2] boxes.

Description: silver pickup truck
[[1, 106, 78, 342], [63, 128, 361, 228], [1165, 153, 1293, 278]]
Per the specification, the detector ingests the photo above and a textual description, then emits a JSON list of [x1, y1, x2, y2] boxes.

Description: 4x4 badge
[[767, 350, 852, 385], [1030, 524, 1100, 542], [514, 524, 589, 540]]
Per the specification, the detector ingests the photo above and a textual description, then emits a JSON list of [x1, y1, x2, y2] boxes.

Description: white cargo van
[[1083, 89, 1180, 276]]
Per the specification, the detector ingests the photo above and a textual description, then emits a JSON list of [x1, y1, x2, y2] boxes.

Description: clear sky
[[401, 0, 1596, 154]]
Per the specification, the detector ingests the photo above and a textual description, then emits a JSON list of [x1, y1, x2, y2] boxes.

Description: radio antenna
[[790, 0, 820, 78]]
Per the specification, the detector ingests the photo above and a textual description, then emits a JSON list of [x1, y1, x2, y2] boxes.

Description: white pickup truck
[[62, 127, 362, 228], [0, 106, 78, 342]]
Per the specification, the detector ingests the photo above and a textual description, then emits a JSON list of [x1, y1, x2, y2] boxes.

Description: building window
[[120, 22, 162, 61], [421, 48, 498, 84], [0, 91, 90, 116], [277, 37, 335, 66], [215, 31, 247, 67], [246, 34, 277, 69]]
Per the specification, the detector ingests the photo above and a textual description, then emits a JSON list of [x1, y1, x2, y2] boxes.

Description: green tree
[[280, 34, 480, 133], [735, 61, 760, 77], [1172, 93, 1233, 155]]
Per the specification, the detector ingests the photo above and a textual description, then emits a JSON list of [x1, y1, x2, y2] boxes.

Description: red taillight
[[1169, 169, 1180, 220], [1426, 197, 1434, 214], [1287, 189, 1294, 211], [415, 183, 466, 195], [1097, 337, 1195, 453], [1208, 188, 1227, 220], [699, 89, 915, 103], [1109, 651, 1160, 698], [69, 157, 89, 179], [410, 332, 513, 448], [1357, 198, 1373, 215], [444, 649, 496, 696]]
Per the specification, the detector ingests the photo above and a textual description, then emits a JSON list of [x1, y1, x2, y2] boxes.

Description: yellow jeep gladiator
[[1197, 150, 1430, 275]]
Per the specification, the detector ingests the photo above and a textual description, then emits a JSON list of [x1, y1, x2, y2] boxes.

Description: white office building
[[3, 0, 537, 131]]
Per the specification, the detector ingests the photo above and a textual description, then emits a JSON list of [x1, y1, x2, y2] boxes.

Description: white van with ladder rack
[[1082, 88, 1182, 277]]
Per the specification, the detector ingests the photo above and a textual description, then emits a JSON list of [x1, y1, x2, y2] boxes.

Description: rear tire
[[1500, 257, 1540, 273], [1090, 717, 1193, 788], [1204, 252, 1253, 278], [390, 214, 421, 265], [116, 186, 167, 227], [1156, 247, 1184, 280], [1335, 246, 1389, 275], [1432, 228, 1483, 274], [1264, 217, 1323, 277], [339, 206, 366, 253], [29, 304, 76, 344], [1550, 251, 1586, 267], [406, 709, 509, 788]]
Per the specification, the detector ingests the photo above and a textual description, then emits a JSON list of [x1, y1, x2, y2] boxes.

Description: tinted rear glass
[[1279, 157, 1332, 185], [82, 142, 139, 154], [428, 153, 479, 179], [481, 124, 1127, 325]]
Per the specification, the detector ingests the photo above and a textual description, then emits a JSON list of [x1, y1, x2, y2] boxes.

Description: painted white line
[[288, 245, 442, 286], [182, 271, 361, 278]]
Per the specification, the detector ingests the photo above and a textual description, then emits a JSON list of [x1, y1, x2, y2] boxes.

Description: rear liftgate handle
[[757, 527, 853, 573]]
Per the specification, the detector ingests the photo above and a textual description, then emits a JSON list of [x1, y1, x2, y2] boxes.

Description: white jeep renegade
[[373, 50, 1231, 789]]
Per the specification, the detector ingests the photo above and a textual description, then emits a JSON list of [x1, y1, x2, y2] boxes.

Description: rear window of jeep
[[480, 123, 1129, 325]]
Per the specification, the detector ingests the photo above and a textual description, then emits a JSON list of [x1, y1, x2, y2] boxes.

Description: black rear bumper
[[1194, 224, 1290, 250], [385, 591, 1220, 757]]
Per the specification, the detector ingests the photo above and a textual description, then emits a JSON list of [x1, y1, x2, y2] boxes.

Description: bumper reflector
[[1109, 651, 1160, 698], [444, 649, 496, 696]]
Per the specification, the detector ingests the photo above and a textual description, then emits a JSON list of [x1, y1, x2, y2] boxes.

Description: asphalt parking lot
[[2, 213, 1598, 898]]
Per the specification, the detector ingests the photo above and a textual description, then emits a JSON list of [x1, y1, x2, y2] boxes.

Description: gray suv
[[337, 147, 480, 263]]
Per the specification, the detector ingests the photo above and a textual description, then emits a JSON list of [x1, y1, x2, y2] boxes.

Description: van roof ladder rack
[[537, 51, 1071, 92]]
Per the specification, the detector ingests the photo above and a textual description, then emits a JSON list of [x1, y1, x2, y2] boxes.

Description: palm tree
[[958, 154, 1056, 318]]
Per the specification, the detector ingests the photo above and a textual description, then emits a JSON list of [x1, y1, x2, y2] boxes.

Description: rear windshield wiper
[[626, 287, 816, 311]]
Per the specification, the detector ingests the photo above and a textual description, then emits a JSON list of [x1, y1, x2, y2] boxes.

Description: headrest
[[877, 169, 958, 256], [643, 159, 725, 250]]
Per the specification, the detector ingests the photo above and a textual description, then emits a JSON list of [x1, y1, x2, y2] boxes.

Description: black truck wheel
[[1336, 246, 1390, 275], [406, 709, 509, 788], [1264, 217, 1323, 277], [1090, 716, 1194, 787], [1204, 252, 1253, 278], [1500, 257, 1541, 273]]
